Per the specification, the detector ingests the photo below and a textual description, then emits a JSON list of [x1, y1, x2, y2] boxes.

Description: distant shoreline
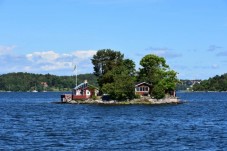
[[177, 90, 227, 93], [0, 91, 71, 92]]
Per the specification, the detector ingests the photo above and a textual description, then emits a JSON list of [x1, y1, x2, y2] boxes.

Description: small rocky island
[[61, 50, 182, 105], [60, 80, 182, 105], [61, 96, 181, 105]]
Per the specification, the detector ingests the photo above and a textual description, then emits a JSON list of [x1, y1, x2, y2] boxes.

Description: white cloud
[[207, 45, 222, 52], [0, 49, 97, 75], [211, 64, 219, 69], [193, 64, 219, 70], [0, 45, 16, 55], [26, 51, 60, 63], [72, 50, 97, 59], [25, 50, 97, 73], [145, 47, 182, 59], [150, 49, 182, 59], [40, 62, 72, 71], [23, 66, 32, 71]]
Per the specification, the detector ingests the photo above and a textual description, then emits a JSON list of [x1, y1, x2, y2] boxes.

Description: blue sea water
[[0, 92, 226, 150]]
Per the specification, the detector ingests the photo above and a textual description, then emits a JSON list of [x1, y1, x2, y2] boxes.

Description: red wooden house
[[135, 82, 152, 96], [72, 80, 99, 100]]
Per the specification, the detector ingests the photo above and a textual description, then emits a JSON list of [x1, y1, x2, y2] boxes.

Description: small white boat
[[32, 84, 38, 92]]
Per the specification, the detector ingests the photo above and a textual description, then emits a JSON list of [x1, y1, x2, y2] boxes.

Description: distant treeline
[[176, 74, 227, 91], [2, 72, 226, 92], [176, 79, 202, 91], [0, 72, 205, 92], [192, 73, 227, 91], [0, 72, 97, 92]]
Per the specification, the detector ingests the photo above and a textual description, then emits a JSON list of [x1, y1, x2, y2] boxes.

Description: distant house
[[72, 80, 99, 100], [135, 82, 152, 96], [40, 82, 48, 87]]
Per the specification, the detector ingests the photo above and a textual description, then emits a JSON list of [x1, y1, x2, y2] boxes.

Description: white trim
[[86, 90, 90, 96], [135, 82, 152, 87], [135, 86, 149, 92]]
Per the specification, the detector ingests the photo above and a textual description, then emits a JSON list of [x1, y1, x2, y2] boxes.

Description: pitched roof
[[73, 82, 98, 90], [73, 82, 88, 90], [135, 82, 152, 87]]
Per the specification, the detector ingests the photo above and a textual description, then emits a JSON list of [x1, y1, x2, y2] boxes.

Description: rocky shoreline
[[59, 97, 183, 105]]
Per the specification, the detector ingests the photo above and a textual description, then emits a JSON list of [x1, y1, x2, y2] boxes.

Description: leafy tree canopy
[[101, 63, 136, 101], [138, 54, 178, 99], [138, 54, 169, 84], [91, 49, 124, 77], [91, 49, 136, 100], [91, 49, 124, 88]]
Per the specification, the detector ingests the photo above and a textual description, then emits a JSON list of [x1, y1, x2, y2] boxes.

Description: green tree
[[91, 49, 124, 88], [138, 54, 178, 99], [152, 83, 165, 99], [91, 50, 136, 100], [161, 70, 178, 92], [91, 49, 124, 77], [101, 65, 135, 101], [123, 59, 136, 76], [139, 54, 169, 84]]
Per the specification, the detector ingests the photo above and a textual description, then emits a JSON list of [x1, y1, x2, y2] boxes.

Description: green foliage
[[91, 49, 124, 77], [91, 49, 124, 89], [0, 72, 97, 92], [176, 80, 202, 91], [193, 73, 227, 91], [152, 83, 165, 99], [161, 70, 179, 91], [135, 93, 141, 99], [91, 51, 178, 100], [176, 80, 192, 90], [138, 54, 169, 84], [91, 95, 98, 100], [101, 63, 136, 101], [123, 59, 136, 76], [138, 54, 178, 99], [92, 49, 124, 87], [91, 49, 136, 100]]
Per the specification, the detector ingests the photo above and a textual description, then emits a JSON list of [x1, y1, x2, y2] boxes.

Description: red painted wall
[[72, 95, 89, 100]]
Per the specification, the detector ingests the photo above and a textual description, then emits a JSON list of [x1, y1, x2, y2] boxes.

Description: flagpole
[[73, 64, 77, 95], [76, 65, 77, 87]]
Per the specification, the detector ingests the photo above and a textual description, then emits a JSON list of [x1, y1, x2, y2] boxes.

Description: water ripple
[[0, 92, 226, 150]]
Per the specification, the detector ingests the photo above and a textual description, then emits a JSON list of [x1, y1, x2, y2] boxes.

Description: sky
[[0, 0, 227, 79]]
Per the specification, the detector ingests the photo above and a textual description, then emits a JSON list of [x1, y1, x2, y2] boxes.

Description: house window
[[137, 86, 149, 92], [86, 90, 90, 95], [145, 87, 148, 91], [77, 90, 81, 95], [140, 87, 143, 91], [136, 86, 149, 92]]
